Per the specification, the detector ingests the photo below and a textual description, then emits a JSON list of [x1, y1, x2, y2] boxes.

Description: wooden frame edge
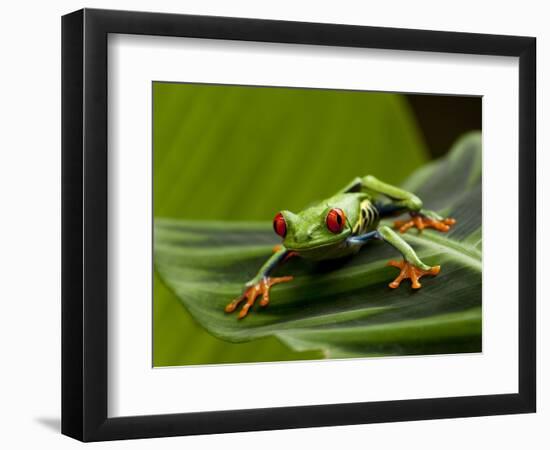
[[61, 8, 536, 442]]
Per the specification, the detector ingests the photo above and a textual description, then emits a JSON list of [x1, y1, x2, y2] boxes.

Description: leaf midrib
[[402, 231, 481, 272], [157, 221, 482, 274]]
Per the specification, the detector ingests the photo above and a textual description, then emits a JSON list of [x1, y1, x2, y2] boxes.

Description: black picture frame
[[62, 8, 536, 442]]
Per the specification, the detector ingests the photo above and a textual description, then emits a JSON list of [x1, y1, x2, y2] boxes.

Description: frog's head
[[273, 203, 352, 256]]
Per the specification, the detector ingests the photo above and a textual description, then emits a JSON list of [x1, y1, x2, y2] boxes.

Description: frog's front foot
[[225, 276, 294, 319], [394, 212, 456, 233], [387, 259, 440, 289]]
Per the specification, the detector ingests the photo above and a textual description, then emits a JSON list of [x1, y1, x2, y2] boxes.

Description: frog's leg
[[342, 175, 423, 211], [272, 244, 299, 262], [377, 226, 440, 289], [342, 175, 455, 233], [225, 247, 294, 319]]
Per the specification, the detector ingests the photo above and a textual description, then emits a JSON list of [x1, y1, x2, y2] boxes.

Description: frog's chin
[[284, 236, 350, 260]]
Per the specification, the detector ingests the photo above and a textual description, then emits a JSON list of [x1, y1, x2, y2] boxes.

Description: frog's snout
[[294, 231, 310, 244], [296, 226, 315, 243]]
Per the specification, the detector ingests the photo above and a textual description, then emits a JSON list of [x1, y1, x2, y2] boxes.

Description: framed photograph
[[61, 8, 536, 441]]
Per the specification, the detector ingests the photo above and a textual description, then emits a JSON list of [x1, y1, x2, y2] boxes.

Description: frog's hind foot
[[387, 259, 440, 289], [394, 214, 456, 233], [225, 276, 293, 319]]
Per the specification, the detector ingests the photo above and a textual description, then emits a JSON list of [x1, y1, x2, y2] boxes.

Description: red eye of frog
[[326, 208, 346, 234], [273, 212, 287, 238]]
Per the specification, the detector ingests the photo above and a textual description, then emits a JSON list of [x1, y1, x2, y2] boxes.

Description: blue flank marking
[[347, 230, 380, 246], [375, 202, 406, 217]]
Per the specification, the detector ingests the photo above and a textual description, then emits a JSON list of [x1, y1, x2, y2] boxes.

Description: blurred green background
[[153, 82, 481, 367]]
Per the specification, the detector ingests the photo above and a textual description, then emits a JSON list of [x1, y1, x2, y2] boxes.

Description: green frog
[[225, 175, 455, 319]]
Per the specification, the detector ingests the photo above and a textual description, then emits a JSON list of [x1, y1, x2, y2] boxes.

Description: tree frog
[[225, 175, 456, 319]]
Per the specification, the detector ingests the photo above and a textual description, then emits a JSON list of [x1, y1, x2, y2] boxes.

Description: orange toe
[[225, 276, 294, 319], [387, 260, 440, 289], [394, 215, 456, 233]]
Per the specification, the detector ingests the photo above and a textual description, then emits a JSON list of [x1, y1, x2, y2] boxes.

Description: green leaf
[[155, 132, 482, 358], [153, 84, 430, 366]]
